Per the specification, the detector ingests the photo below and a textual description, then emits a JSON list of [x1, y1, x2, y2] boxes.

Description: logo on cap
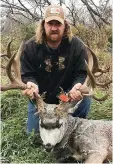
[[50, 8, 60, 14]]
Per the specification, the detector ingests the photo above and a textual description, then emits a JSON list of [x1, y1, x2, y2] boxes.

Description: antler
[[86, 46, 111, 86], [80, 45, 111, 100], [33, 92, 47, 116], [80, 60, 111, 101], [87, 47, 110, 74], [86, 40, 110, 75], [1, 40, 46, 116], [33, 93, 45, 116], [79, 60, 110, 101], [1, 40, 27, 91], [56, 48, 111, 117]]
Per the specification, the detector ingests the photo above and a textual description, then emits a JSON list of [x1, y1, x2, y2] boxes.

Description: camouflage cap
[[44, 5, 65, 24]]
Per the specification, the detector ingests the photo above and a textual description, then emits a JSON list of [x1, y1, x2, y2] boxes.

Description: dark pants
[[27, 96, 91, 133]]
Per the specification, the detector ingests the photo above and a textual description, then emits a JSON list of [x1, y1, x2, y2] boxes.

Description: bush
[[19, 23, 36, 40], [71, 24, 112, 49], [1, 22, 36, 53]]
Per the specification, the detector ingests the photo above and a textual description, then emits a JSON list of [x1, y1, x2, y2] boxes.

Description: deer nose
[[44, 143, 53, 152]]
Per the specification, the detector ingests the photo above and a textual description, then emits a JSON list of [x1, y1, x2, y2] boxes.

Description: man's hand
[[69, 83, 83, 101], [22, 82, 39, 99]]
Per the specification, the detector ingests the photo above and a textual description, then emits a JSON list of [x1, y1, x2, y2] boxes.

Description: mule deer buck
[[1, 41, 112, 163]]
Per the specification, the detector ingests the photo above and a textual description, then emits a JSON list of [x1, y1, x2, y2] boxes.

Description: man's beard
[[46, 31, 63, 43]]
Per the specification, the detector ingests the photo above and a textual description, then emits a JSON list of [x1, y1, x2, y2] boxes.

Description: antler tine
[[59, 87, 65, 94], [1, 52, 27, 91], [7, 40, 14, 59], [1, 40, 27, 91], [87, 47, 110, 74], [92, 93, 109, 101], [6, 53, 16, 82], [78, 60, 96, 96], [15, 40, 25, 61], [94, 67, 110, 74], [13, 40, 25, 80], [0, 54, 9, 60], [95, 80, 112, 87], [94, 69, 110, 77], [94, 72, 103, 77], [78, 46, 95, 94], [85, 60, 96, 88], [79, 60, 110, 101]]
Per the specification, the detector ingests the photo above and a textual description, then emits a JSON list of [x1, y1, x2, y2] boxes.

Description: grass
[[1, 90, 112, 163], [89, 97, 112, 120], [88, 89, 112, 120], [1, 90, 55, 163]]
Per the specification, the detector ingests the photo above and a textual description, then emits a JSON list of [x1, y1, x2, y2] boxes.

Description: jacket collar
[[41, 37, 70, 53]]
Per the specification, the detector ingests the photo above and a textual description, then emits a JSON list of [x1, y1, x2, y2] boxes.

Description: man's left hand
[[69, 83, 83, 101]]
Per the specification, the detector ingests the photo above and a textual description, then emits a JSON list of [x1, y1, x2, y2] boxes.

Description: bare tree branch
[[81, 0, 110, 25], [90, 0, 100, 14], [86, 4, 101, 28], [45, 0, 51, 5], [0, 0, 111, 30], [7, 15, 24, 25], [13, 12, 33, 20], [1, 4, 27, 12], [18, 0, 36, 19]]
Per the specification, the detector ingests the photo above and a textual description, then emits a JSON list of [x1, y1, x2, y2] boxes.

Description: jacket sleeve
[[71, 40, 88, 86], [20, 40, 39, 85]]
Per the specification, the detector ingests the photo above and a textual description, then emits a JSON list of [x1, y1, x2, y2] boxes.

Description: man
[[20, 5, 91, 133]]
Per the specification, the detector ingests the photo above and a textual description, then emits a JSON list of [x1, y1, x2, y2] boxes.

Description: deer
[[1, 40, 112, 163]]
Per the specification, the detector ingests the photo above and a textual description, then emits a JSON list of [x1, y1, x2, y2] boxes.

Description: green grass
[[89, 98, 112, 120], [88, 89, 112, 120], [1, 90, 112, 163], [1, 90, 55, 163]]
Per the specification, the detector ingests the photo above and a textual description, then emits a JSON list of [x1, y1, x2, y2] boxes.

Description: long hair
[[35, 20, 74, 44]]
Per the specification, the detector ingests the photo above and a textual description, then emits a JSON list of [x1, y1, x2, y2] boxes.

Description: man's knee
[[72, 96, 91, 118]]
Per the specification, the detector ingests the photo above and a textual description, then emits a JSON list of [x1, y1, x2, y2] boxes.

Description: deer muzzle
[[44, 143, 54, 152]]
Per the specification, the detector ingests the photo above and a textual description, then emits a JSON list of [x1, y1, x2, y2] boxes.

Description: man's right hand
[[22, 82, 39, 99]]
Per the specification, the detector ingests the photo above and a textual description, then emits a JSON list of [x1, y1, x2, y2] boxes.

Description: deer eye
[[56, 120, 62, 128], [58, 123, 62, 128]]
